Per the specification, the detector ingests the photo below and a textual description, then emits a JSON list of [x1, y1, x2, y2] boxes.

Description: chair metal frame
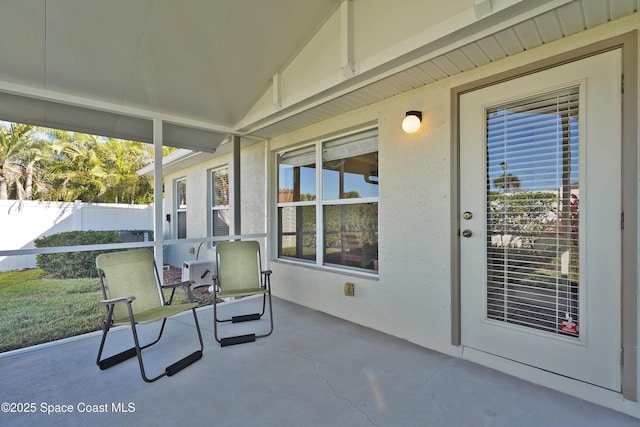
[[212, 241, 274, 346], [96, 249, 204, 383]]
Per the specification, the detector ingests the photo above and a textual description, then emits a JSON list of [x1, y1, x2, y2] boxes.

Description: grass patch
[[0, 269, 103, 353]]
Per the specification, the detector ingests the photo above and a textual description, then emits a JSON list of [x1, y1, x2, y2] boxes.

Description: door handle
[[461, 229, 472, 238]]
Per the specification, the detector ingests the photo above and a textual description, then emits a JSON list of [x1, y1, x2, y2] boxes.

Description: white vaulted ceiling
[[0, 0, 339, 150], [0, 0, 636, 150]]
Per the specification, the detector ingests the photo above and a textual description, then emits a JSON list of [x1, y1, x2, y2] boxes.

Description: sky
[[487, 109, 579, 193]]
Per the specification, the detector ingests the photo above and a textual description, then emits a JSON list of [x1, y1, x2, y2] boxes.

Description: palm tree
[[48, 130, 154, 203], [49, 132, 110, 202], [0, 123, 30, 200], [98, 138, 153, 204], [493, 173, 522, 192], [15, 128, 52, 200], [1, 123, 157, 203]]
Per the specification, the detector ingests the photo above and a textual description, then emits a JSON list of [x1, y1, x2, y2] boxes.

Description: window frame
[[175, 177, 187, 239], [276, 127, 379, 275], [209, 165, 230, 243]]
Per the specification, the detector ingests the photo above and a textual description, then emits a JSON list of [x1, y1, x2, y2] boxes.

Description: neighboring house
[[2, 0, 640, 418]]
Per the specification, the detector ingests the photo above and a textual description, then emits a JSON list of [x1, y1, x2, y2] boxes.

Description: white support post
[[473, 0, 492, 18], [232, 135, 241, 237], [153, 119, 165, 273], [340, 0, 355, 78], [273, 72, 282, 108]]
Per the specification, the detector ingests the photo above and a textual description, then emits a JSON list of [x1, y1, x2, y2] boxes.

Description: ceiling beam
[[0, 80, 237, 136]]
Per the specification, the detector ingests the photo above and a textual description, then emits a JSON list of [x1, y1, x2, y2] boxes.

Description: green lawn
[[0, 269, 103, 353]]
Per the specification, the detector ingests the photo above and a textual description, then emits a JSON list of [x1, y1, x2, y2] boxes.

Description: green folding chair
[[96, 249, 203, 382], [213, 241, 273, 346]]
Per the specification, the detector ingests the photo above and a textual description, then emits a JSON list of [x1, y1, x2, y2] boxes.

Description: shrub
[[35, 231, 122, 278]]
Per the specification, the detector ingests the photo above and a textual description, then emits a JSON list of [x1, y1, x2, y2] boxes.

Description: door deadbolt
[[463, 211, 473, 220], [461, 229, 472, 238]]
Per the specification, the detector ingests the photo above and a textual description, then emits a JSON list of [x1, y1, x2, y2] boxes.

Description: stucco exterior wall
[[268, 75, 456, 356], [161, 141, 268, 267], [155, 13, 640, 414], [267, 13, 640, 410]]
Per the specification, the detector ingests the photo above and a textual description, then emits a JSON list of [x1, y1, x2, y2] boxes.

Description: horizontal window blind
[[485, 86, 580, 337], [323, 129, 378, 162], [278, 145, 316, 167], [212, 168, 229, 207], [212, 211, 230, 236]]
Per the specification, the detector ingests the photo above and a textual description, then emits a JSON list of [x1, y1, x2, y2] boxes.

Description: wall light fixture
[[402, 111, 422, 134]]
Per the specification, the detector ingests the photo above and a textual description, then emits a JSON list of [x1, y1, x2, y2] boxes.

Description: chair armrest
[[162, 280, 193, 290], [99, 295, 135, 306], [261, 270, 272, 289]]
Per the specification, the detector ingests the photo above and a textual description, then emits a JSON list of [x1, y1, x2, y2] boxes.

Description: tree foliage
[[488, 191, 557, 248], [0, 123, 33, 199], [0, 123, 157, 204], [492, 172, 522, 192]]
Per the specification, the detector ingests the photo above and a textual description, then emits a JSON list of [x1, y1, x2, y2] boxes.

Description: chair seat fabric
[[112, 302, 199, 325], [217, 288, 267, 299]]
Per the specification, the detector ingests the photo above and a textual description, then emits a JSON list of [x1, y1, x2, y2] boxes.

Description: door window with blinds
[[277, 128, 379, 272], [486, 86, 580, 337], [210, 166, 230, 240]]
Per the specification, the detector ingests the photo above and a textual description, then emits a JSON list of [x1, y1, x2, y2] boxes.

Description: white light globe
[[402, 114, 421, 134]]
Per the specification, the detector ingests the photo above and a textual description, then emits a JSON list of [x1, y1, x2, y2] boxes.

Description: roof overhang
[[138, 148, 218, 177]]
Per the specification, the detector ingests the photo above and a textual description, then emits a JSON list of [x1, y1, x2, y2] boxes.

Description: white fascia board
[[137, 149, 217, 177]]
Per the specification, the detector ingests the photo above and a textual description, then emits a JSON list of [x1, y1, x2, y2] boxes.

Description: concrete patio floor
[[1, 297, 638, 427]]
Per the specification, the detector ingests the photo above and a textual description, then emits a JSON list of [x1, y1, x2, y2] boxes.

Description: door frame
[[450, 32, 637, 400]]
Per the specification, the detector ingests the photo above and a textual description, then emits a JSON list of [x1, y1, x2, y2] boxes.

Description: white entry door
[[460, 49, 622, 391]]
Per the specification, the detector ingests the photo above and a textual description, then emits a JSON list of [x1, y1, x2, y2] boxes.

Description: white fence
[[0, 200, 153, 271]]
